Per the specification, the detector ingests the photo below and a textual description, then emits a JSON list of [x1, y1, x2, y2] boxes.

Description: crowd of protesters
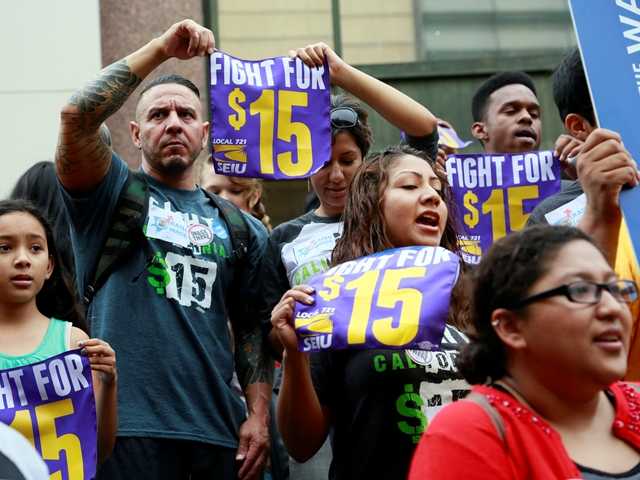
[[1, 17, 640, 480]]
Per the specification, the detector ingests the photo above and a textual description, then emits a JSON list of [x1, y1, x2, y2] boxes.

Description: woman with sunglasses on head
[[409, 225, 640, 480], [259, 44, 439, 479], [260, 44, 440, 478], [261, 42, 439, 352], [271, 146, 470, 480]]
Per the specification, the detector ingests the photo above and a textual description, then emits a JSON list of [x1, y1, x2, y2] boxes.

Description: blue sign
[[569, 0, 640, 159], [569, 0, 640, 265]]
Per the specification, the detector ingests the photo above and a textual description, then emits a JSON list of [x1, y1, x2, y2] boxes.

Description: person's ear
[[45, 255, 54, 281], [564, 113, 593, 142], [471, 122, 488, 144], [201, 121, 210, 150], [491, 308, 527, 350], [248, 190, 260, 210], [130, 121, 142, 149]]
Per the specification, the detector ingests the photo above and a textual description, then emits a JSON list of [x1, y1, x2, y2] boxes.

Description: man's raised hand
[[159, 19, 215, 60], [578, 128, 639, 215]]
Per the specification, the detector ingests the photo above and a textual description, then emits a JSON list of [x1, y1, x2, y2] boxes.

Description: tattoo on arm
[[57, 60, 141, 179], [235, 328, 274, 389], [56, 127, 111, 176], [69, 60, 141, 122]]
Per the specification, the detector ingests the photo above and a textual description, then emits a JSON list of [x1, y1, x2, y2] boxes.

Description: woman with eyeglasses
[[408, 225, 640, 480], [259, 44, 439, 479]]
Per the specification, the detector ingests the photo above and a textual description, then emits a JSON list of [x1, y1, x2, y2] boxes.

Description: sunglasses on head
[[330, 107, 359, 129]]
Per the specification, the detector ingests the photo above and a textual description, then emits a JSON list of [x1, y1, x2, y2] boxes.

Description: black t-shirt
[[310, 325, 470, 480], [527, 180, 584, 226]]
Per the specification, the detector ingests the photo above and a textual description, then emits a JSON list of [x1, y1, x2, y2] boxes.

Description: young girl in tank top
[[0, 199, 117, 464]]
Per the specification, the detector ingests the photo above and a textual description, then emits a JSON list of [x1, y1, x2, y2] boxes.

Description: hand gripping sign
[[294, 246, 460, 352], [0, 350, 96, 479], [446, 150, 561, 264], [209, 51, 331, 179]]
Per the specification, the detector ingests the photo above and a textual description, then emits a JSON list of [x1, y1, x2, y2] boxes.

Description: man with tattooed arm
[[55, 20, 271, 479]]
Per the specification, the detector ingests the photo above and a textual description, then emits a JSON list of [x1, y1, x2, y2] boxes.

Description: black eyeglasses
[[330, 107, 359, 129], [508, 280, 638, 309]]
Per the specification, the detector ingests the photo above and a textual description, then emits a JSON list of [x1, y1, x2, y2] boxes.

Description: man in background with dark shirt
[[527, 48, 596, 225], [470, 71, 542, 154]]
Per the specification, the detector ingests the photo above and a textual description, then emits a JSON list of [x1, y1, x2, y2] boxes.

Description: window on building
[[216, 0, 333, 59], [415, 0, 576, 63]]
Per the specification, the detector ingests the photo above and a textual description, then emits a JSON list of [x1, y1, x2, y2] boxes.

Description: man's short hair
[[471, 71, 537, 122], [552, 48, 595, 125], [139, 74, 200, 100]]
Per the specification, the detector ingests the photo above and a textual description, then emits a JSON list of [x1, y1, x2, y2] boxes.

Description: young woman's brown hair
[[332, 145, 459, 264], [332, 145, 469, 330]]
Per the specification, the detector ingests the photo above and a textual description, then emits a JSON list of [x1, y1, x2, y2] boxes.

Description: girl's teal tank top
[[0, 318, 71, 370]]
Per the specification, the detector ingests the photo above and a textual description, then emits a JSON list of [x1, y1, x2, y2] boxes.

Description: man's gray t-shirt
[[60, 154, 267, 447], [527, 180, 584, 225]]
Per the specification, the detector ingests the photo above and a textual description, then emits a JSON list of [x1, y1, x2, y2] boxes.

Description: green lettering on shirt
[[147, 251, 171, 295], [396, 383, 427, 443], [391, 352, 405, 370], [216, 243, 227, 258], [372, 354, 387, 372], [293, 258, 330, 285]]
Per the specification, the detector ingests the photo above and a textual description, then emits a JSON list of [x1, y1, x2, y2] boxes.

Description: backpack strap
[[202, 189, 249, 265], [83, 170, 149, 305], [201, 190, 252, 323], [465, 392, 506, 443]]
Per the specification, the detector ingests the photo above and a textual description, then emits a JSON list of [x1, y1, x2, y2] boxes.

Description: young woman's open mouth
[[416, 210, 441, 232]]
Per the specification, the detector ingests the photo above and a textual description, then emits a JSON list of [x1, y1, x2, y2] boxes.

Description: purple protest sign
[[446, 151, 561, 264], [0, 349, 96, 479], [438, 124, 472, 149], [209, 51, 331, 180], [294, 246, 460, 352]]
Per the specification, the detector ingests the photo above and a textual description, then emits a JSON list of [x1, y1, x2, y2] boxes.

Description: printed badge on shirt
[[143, 197, 228, 311], [145, 197, 228, 254], [544, 193, 586, 226]]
